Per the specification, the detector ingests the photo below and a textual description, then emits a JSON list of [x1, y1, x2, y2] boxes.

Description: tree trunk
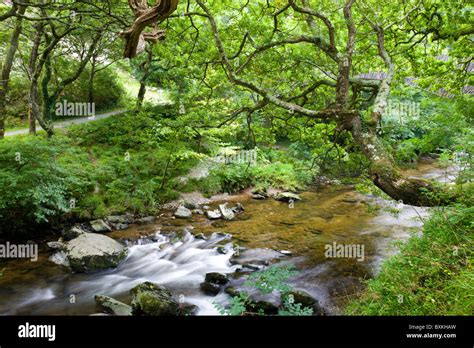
[[348, 115, 452, 206], [135, 47, 153, 112], [28, 109, 36, 135], [0, 5, 26, 139], [29, 78, 53, 137], [88, 56, 96, 104], [136, 82, 147, 111], [27, 22, 44, 136]]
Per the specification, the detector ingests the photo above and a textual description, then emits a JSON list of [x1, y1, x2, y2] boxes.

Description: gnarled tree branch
[[122, 0, 179, 58]]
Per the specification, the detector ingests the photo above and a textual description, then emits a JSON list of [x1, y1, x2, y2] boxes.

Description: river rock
[[251, 300, 279, 315], [224, 285, 279, 314], [252, 194, 267, 200], [65, 233, 128, 273], [178, 304, 199, 316], [224, 286, 241, 297], [283, 290, 317, 308], [342, 198, 359, 204], [183, 201, 199, 210], [47, 241, 66, 251], [62, 225, 87, 241], [230, 248, 286, 266], [205, 272, 229, 285], [278, 250, 292, 256], [110, 223, 129, 230], [137, 216, 155, 224], [274, 192, 302, 202], [194, 233, 207, 240], [95, 295, 133, 316], [192, 209, 204, 215], [232, 203, 245, 214], [174, 206, 192, 219], [216, 245, 229, 254], [200, 282, 221, 296], [130, 282, 178, 316], [218, 203, 235, 220], [90, 219, 112, 233], [106, 215, 131, 224], [206, 209, 222, 220]]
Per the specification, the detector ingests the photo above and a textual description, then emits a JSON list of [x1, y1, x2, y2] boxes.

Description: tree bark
[[122, 0, 179, 58], [27, 22, 44, 136], [27, 22, 54, 136], [348, 115, 451, 206], [0, 5, 26, 139], [88, 56, 97, 104], [135, 47, 153, 112], [41, 32, 102, 130]]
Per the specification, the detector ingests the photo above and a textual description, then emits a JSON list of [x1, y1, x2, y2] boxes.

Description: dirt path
[[4, 108, 127, 137]]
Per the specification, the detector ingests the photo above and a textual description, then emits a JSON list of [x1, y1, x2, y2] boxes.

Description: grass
[[346, 202, 474, 315]]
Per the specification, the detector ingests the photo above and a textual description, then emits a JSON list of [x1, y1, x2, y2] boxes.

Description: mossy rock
[[130, 282, 178, 316]]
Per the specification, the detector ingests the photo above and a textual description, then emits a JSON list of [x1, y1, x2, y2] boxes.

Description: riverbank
[[346, 201, 473, 315]]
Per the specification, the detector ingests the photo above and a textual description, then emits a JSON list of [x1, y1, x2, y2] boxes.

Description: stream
[[0, 161, 459, 315]]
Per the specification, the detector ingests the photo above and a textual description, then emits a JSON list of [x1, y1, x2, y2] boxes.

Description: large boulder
[[174, 206, 193, 219], [65, 233, 128, 273], [130, 282, 178, 316], [95, 295, 133, 316]]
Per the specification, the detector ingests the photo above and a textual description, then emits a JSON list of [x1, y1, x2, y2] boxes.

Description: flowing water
[[0, 161, 458, 315]]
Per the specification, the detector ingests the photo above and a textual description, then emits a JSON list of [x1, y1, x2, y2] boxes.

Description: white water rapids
[[1, 232, 238, 315]]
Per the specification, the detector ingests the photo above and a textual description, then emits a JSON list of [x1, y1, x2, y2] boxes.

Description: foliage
[[245, 265, 299, 295], [215, 265, 313, 316], [0, 137, 73, 236], [346, 201, 474, 315]]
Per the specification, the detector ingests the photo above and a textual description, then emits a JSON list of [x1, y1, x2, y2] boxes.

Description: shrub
[[0, 138, 73, 236]]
